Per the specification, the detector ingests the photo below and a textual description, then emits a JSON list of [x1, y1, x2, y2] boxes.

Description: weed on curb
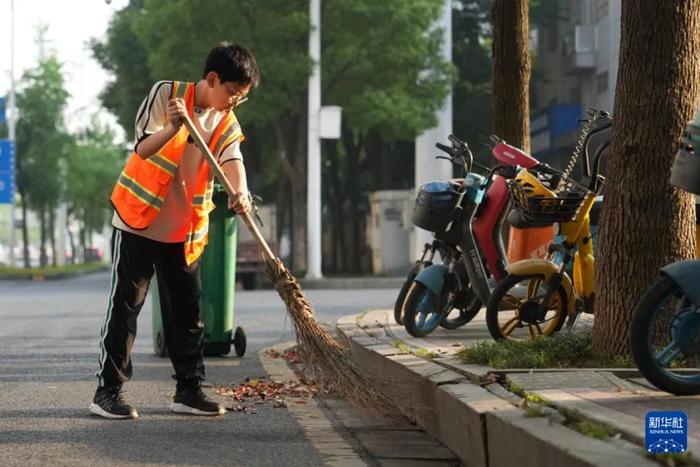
[[455, 330, 633, 369]]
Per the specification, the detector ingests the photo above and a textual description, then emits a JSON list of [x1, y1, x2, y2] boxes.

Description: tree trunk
[[49, 208, 57, 266], [593, 1, 700, 354], [326, 139, 346, 272], [274, 115, 307, 274], [66, 210, 76, 265], [39, 206, 48, 267], [342, 124, 364, 273], [79, 212, 87, 263], [20, 195, 30, 268], [491, 0, 530, 152]]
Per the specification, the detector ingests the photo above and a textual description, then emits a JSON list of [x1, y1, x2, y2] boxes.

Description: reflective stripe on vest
[[116, 173, 164, 209], [213, 121, 242, 156], [146, 154, 178, 177]]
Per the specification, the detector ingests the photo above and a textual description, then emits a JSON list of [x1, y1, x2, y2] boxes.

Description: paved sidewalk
[[337, 309, 700, 467]]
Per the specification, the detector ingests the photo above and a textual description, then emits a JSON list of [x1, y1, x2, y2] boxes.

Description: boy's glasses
[[223, 82, 249, 108]]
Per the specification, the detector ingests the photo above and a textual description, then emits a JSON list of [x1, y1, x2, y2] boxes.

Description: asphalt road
[[0, 271, 398, 466]]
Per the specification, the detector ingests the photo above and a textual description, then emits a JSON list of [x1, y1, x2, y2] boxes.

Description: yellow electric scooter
[[484, 113, 611, 340]]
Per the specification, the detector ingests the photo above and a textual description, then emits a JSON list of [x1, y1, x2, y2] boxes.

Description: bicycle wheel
[[630, 275, 700, 395], [403, 282, 450, 338], [485, 273, 568, 340], [440, 286, 481, 329], [393, 261, 430, 325]]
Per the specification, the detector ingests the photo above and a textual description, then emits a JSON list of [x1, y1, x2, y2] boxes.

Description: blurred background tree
[[64, 119, 124, 263], [15, 28, 71, 268]]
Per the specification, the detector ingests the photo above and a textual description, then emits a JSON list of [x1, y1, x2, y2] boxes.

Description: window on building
[[596, 71, 609, 94]]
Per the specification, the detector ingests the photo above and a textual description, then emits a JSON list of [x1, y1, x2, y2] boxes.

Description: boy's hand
[[167, 98, 187, 130], [228, 191, 252, 215]]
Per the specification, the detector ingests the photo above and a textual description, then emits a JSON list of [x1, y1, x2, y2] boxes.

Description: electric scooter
[[400, 135, 541, 337]]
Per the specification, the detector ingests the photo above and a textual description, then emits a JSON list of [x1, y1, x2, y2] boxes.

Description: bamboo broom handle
[[181, 115, 276, 262]]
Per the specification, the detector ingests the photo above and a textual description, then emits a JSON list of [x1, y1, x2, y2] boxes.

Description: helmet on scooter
[[512, 169, 556, 198], [509, 168, 587, 223], [412, 181, 461, 233]]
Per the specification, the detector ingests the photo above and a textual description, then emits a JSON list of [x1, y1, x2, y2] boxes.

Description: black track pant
[[96, 229, 205, 388]]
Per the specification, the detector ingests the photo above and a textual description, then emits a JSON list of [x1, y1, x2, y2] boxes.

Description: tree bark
[[491, 0, 530, 152], [593, 1, 700, 354]]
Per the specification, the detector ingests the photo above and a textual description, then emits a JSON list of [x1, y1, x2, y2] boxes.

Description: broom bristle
[[264, 256, 403, 413]]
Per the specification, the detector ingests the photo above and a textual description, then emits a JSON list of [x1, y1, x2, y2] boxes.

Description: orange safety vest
[[111, 81, 243, 264]]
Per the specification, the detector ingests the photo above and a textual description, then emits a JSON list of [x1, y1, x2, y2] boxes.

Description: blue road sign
[[0, 140, 15, 204], [0, 97, 5, 124]]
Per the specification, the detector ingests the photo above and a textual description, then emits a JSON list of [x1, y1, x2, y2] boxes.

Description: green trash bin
[[152, 185, 246, 358]]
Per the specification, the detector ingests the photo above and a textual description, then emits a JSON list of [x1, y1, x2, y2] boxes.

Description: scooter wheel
[[440, 287, 480, 329], [403, 282, 449, 338], [394, 262, 430, 325], [630, 276, 700, 395]]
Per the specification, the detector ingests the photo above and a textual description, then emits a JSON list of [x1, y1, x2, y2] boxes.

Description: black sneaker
[[170, 386, 225, 416], [89, 385, 138, 419]]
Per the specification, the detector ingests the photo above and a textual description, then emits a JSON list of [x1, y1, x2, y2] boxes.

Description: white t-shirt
[[112, 80, 244, 242]]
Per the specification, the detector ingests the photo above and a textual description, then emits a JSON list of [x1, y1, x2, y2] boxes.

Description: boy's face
[[206, 71, 251, 112]]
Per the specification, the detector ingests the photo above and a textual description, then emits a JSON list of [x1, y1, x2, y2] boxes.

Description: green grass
[[392, 340, 439, 359], [567, 419, 615, 440], [526, 393, 547, 404], [0, 262, 108, 278], [455, 331, 633, 369], [414, 348, 439, 360], [393, 340, 411, 353]]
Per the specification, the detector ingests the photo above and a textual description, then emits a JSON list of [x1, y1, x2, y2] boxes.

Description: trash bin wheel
[[155, 326, 168, 358], [233, 326, 246, 357]]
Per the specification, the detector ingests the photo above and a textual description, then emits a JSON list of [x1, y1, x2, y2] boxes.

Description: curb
[[337, 312, 660, 467]]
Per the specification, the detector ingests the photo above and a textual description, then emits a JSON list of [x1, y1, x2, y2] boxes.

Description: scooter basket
[[412, 181, 461, 232], [508, 177, 589, 223]]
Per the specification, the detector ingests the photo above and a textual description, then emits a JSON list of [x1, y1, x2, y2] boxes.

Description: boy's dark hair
[[203, 42, 260, 88]]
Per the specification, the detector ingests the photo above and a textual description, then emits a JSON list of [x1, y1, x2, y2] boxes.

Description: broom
[[182, 115, 398, 410]]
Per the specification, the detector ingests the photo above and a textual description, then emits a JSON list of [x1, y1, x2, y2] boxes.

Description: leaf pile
[[216, 377, 320, 414]]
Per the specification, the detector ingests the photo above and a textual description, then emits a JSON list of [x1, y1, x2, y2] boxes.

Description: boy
[[90, 42, 259, 419]]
